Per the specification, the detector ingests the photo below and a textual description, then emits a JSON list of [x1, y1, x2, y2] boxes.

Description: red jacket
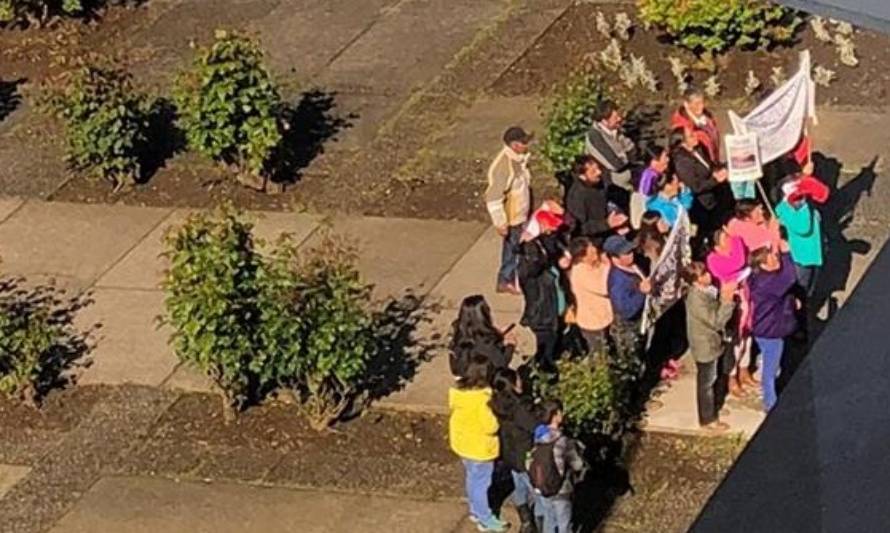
[[671, 108, 720, 162]]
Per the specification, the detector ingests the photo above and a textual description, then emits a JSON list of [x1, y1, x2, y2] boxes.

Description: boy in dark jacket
[[603, 235, 650, 353], [682, 262, 737, 431], [490, 368, 540, 533]]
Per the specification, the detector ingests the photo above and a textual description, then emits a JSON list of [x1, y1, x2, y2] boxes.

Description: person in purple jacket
[[748, 245, 799, 412]]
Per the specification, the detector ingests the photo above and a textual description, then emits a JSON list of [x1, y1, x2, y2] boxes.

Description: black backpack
[[528, 440, 565, 497]]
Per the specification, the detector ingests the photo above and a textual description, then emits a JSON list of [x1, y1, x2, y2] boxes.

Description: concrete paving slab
[[645, 356, 765, 438], [50, 476, 469, 533], [163, 363, 214, 394], [0, 464, 30, 499], [300, 216, 485, 301], [74, 288, 176, 387], [430, 227, 524, 315], [438, 96, 544, 157], [0, 201, 172, 285], [0, 196, 24, 223], [318, 0, 505, 94], [96, 209, 321, 290]]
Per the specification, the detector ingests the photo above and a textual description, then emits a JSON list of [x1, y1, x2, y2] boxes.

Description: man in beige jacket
[[485, 127, 533, 294]]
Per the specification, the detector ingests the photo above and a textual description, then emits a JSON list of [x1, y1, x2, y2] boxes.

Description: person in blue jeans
[[532, 401, 585, 533], [748, 246, 799, 412]]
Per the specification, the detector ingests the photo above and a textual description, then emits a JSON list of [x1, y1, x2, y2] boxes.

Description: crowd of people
[[447, 86, 830, 532]]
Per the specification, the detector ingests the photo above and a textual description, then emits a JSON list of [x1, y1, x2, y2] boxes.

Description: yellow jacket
[[448, 387, 500, 461]]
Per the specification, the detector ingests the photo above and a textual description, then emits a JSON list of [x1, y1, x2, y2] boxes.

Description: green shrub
[[161, 205, 265, 420], [267, 234, 375, 430], [0, 0, 136, 28], [0, 279, 91, 406], [637, 0, 800, 55], [540, 73, 605, 175], [162, 206, 377, 429], [39, 63, 151, 189], [173, 30, 283, 184]]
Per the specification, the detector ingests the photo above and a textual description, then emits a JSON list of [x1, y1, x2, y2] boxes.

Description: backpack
[[528, 440, 565, 497]]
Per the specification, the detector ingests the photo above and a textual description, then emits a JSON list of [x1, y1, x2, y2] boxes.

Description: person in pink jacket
[[706, 228, 755, 397], [726, 199, 781, 253]]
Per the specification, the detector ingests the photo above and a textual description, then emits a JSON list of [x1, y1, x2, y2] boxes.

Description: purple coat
[[749, 253, 798, 339]]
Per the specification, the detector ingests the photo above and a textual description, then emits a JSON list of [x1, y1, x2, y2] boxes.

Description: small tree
[[540, 73, 605, 177], [266, 234, 375, 430], [637, 0, 800, 56], [38, 63, 151, 190], [161, 205, 265, 421], [173, 30, 283, 188]]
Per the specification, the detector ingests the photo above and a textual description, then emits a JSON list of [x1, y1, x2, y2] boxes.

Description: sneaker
[[476, 516, 509, 532], [468, 515, 480, 524], [496, 282, 521, 295]]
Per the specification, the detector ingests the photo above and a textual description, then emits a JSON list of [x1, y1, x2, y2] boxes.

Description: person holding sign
[[671, 88, 721, 163]]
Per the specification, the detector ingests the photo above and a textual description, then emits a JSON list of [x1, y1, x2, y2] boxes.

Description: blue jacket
[[646, 188, 693, 227], [608, 266, 646, 322]]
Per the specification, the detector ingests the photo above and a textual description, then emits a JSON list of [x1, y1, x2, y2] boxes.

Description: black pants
[[696, 360, 720, 426], [579, 328, 608, 360], [533, 328, 561, 371]]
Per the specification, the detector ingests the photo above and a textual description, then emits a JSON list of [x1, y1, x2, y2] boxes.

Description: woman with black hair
[[450, 295, 515, 380], [490, 367, 540, 533]]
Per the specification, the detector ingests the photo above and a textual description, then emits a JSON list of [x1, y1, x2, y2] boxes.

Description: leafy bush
[[541, 73, 605, 176], [162, 206, 378, 429], [0, 0, 136, 28], [173, 30, 283, 185], [0, 279, 92, 405], [637, 0, 799, 55], [161, 205, 265, 420], [266, 235, 375, 430], [39, 63, 151, 189]]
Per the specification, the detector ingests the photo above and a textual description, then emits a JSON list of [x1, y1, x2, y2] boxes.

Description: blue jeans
[[462, 459, 494, 522], [795, 264, 820, 298], [754, 337, 784, 411], [730, 180, 757, 200], [497, 225, 523, 286], [511, 470, 534, 507], [536, 494, 572, 533]]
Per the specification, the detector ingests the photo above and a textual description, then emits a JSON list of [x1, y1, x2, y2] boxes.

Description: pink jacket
[[727, 218, 780, 253], [706, 236, 747, 284]]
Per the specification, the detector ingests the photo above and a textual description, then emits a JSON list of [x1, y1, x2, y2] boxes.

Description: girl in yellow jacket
[[449, 357, 508, 532]]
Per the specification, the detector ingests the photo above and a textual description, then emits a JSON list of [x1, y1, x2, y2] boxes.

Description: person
[[726, 199, 782, 253], [585, 99, 636, 195], [630, 144, 670, 228], [486, 126, 534, 295], [706, 228, 754, 396], [775, 166, 829, 298], [670, 87, 720, 163], [518, 208, 571, 371], [450, 295, 516, 380], [603, 235, 650, 352], [669, 126, 731, 247], [645, 172, 693, 228], [568, 237, 613, 359], [490, 368, 540, 533], [565, 155, 626, 238], [635, 210, 669, 272], [529, 400, 585, 533], [683, 262, 737, 432], [449, 356, 508, 532], [748, 246, 799, 412]]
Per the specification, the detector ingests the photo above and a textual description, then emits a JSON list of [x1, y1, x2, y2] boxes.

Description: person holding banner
[[775, 164, 829, 298], [669, 127, 731, 252]]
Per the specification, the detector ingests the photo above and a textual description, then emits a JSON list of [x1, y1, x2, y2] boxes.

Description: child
[[449, 355, 508, 532], [630, 144, 670, 228], [727, 199, 781, 253], [646, 172, 694, 228], [683, 262, 737, 432], [748, 246, 799, 412], [603, 235, 650, 353], [529, 400, 585, 533], [775, 167, 829, 298]]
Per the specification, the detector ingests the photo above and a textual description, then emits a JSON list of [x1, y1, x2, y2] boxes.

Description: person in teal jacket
[[646, 172, 693, 228], [775, 175, 829, 297]]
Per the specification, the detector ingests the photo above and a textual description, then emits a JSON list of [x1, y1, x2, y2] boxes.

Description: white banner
[[725, 132, 763, 182], [641, 209, 691, 332], [729, 51, 816, 164]]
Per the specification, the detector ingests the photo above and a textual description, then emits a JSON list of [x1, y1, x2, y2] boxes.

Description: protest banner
[[725, 132, 763, 182], [641, 209, 691, 333], [728, 50, 816, 164]]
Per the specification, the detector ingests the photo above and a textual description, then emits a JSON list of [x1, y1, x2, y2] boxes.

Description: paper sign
[[725, 132, 763, 182]]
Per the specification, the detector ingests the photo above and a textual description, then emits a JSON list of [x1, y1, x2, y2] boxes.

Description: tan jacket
[[569, 261, 613, 332], [485, 146, 531, 228]]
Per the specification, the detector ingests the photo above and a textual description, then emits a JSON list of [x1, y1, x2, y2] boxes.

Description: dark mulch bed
[[492, 3, 890, 107]]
